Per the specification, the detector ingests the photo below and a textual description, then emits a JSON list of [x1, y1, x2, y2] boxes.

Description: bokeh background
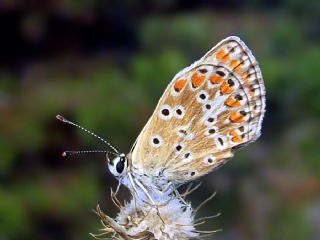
[[0, 1, 319, 240]]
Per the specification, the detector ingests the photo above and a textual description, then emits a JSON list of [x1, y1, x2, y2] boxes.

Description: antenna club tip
[[56, 114, 65, 122]]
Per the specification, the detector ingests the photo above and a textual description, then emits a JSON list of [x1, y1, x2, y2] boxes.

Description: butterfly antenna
[[62, 150, 117, 157], [56, 114, 120, 154]]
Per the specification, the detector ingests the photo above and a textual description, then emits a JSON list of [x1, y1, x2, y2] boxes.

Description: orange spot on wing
[[209, 74, 223, 84], [230, 130, 242, 143], [229, 112, 244, 123], [235, 65, 243, 74], [174, 79, 187, 92], [249, 85, 256, 96], [230, 130, 238, 137], [233, 136, 242, 143], [220, 81, 234, 95], [191, 73, 205, 87], [241, 72, 250, 82], [230, 60, 240, 69], [216, 49, 229, 62], [225, 96, 241, 107]]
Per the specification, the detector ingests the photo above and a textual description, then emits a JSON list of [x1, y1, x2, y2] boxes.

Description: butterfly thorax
[[118, 173, 176, 205], [109, 153, 176, 204]]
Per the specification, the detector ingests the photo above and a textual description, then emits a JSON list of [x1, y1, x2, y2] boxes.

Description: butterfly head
[[107, 152, 128, 178]]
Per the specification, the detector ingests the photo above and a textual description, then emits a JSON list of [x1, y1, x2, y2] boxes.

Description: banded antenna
[[56, 114, 120, 155], [62, 150, 117, 157]]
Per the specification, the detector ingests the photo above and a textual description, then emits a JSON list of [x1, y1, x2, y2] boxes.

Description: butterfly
[[57, 36, 265, 203]]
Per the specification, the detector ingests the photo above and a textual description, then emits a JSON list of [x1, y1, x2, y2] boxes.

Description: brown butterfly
[[58, 36, 266, 203]]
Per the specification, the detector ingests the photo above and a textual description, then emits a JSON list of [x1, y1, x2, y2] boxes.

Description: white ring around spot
[[196, 90, 209, 104], [204, 155, 216, 165], [150, 135, 163, 148], [159, 104, 173, 120], [174, 105, 186, 119]]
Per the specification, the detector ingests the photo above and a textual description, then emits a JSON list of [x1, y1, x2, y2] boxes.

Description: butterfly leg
[[161, 181, 174, 193], [114, 180, 122, 196], [127, 172, 140, 199], [134, 178, 156, 205], [128, 172, 155, 204]]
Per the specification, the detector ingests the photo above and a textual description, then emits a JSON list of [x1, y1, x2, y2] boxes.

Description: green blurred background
[[0, 1, 319, 239]]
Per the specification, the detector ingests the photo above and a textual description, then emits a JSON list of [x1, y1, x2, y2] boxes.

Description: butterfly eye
[[150, 135, 163, 148], [174, 105, 185, 119], [116, 157, 125, 174], [159, 105, 173, 120]]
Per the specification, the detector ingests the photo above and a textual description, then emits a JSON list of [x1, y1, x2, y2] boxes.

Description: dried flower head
[[92, 184, 220, 240]]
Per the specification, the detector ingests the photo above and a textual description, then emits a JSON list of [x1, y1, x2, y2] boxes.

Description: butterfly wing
[[130, 36, 265, 184]]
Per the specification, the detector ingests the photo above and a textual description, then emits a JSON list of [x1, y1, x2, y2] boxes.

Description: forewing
[[130, 36, 265, 183]]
